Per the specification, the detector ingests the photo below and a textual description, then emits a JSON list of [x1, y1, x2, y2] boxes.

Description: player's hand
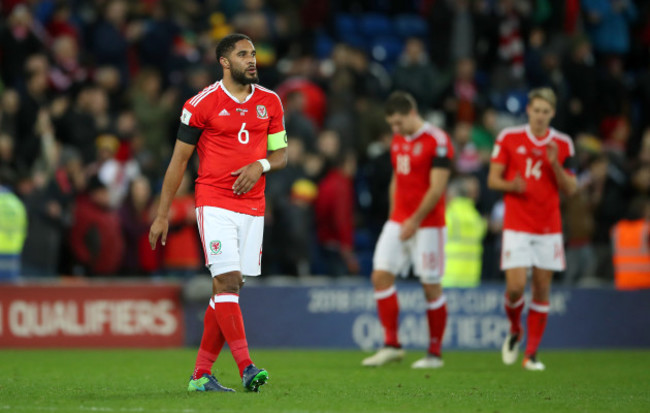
[[400, 217, 418, 241], [511, 173, 526, 194], [149, 216, 169, 249], [231, 162, 264, 195], [546, 141, 559, 166]]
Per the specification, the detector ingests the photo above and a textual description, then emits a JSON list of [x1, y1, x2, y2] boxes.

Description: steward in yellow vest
[[443, 176, 486, 287], [0, 185, 27, 281]]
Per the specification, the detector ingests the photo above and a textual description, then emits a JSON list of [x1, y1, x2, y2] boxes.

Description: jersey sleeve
[[267, 93, 287, 151], [430, 129, 453, 169], [491, 131, 509, 165], [176, 98, 206, 145], [558, 135, 577, 175]]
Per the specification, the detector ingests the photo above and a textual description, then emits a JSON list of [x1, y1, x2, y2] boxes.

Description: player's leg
[[236, 212, 269, 391], [522, 267, 552, 371], [523, 233, 564, 371], [187, 206, 236, 392], [500, 230, 533, 365], [362, 221, 407, 366], [412, 226, 446, 369]]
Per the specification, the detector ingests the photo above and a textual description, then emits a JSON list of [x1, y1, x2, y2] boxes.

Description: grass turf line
[[0, 349, 648, 413]]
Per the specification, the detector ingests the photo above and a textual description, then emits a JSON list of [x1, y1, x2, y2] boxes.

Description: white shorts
[[196, 206, 264, 277], [501, 230, 565, 271], [372, 221, 446, 284]]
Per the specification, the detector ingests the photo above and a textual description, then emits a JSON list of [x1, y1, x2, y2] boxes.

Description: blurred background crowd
[[0, 0, 649, 286]]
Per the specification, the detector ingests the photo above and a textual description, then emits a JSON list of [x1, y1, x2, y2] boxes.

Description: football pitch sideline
[[0, 349, 648, 413]]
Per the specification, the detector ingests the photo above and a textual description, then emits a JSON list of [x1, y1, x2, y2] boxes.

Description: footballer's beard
[[231, 65, 259, 85]]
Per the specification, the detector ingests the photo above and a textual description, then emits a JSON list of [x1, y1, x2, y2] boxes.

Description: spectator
[[0, 4, 43, 88], [392, 38, 438, 112], [0, 183, 27, 281], [612, 197, 650, 290], [582, 0, 637, 58], [69, 175, 124, 275], [313, 151, 359, 276]]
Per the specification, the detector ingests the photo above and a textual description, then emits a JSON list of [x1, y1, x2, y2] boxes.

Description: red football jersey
[[491, 125, 576, 234], [390, 123, 454, 227], [179, 81, 285, 216]]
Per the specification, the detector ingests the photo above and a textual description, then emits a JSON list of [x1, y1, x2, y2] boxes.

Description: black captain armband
[[177, 123, 203, 145], [431, 156, 451, 169], [563, 155, 577, 171]]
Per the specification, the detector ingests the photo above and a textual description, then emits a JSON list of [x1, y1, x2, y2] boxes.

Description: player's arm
[[547, 141, 577, 196], [487, 162, 525, 193], [231, 131, 288, 195], [149, 139, 196, 249], [400, 167, 450, 241]]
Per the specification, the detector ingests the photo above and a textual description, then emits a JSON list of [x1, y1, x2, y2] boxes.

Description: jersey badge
[[436, 145, 448, 157], [532, 148, 544, 156], [218, 109, 230, 116], [516, 145, 527, 155], [413, 142, 422, 156], [209, 240, 223, 255], [256, 105, 268, 119], [181, 108, 193, 125], [236, 108, 248, 116]]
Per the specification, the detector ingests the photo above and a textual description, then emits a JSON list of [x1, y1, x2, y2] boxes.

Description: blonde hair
[[528, 87, 557, 109]]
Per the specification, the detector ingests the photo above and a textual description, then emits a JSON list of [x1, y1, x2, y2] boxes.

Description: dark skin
[[148, 39, 287, 295]]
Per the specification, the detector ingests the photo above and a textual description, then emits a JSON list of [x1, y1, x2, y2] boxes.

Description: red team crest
[[209, 240, 222, 255], [256, 105, 268, 119]]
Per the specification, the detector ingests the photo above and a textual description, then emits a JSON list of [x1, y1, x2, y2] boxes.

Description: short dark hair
[[215, 33, 253, 60], [385, 91, 417, 116]]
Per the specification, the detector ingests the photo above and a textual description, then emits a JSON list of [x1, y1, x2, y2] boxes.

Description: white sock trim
[[529, 301, 550, 313], [427, 295, 446, 310], [213, 294, 239, 304], [374, 285, 397, 300], [505, 296, 525, 308]]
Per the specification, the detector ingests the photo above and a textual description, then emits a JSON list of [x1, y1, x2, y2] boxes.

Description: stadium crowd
[[0, 0, 648, 285]]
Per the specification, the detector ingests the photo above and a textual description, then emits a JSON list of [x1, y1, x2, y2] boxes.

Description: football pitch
[[1, 349, 648, 413]]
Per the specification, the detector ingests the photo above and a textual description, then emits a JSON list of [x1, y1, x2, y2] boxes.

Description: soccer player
[[149, 33, 288, 391], [488, 87, 577, 371], [362, 91, 453, 369]]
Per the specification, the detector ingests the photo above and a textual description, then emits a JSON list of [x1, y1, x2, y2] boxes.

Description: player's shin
[[426, 295, 447, 356], [504, 294, 525, 335], [375, 286, 400, 347], [525, 301, 549, 356], [212, 293, 253, 377], [193, 298, 226, 380]]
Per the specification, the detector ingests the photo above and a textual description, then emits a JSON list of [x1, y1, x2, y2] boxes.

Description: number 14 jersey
[[491, 125, 575, 234]]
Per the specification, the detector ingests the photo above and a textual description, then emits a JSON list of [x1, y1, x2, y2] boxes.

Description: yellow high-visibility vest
[[0, 187, 27, 254], [443, 197, 486, 288]]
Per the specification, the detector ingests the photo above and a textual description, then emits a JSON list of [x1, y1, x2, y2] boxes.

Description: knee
[[370, 270, 394, 290], [212, 272, 243, 295]]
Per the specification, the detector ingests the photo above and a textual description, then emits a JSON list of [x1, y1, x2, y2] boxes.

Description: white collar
[[219, 81, 256, 104]]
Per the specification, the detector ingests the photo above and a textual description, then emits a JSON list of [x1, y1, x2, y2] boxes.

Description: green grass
[[0, 349, 648, 412]]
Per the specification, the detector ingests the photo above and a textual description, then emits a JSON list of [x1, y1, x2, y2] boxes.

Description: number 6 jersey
[[177, 81, 286, 216], [491, 125, 575, 234]]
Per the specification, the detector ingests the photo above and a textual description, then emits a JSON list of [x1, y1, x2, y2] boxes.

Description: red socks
[[375, 286, 400, 347], [212, 293, 252, 377], [504, 294, 525, 335], [426, 296, 447, 357], [192, 298, 225, 380], [525, 301, 549, 357]]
